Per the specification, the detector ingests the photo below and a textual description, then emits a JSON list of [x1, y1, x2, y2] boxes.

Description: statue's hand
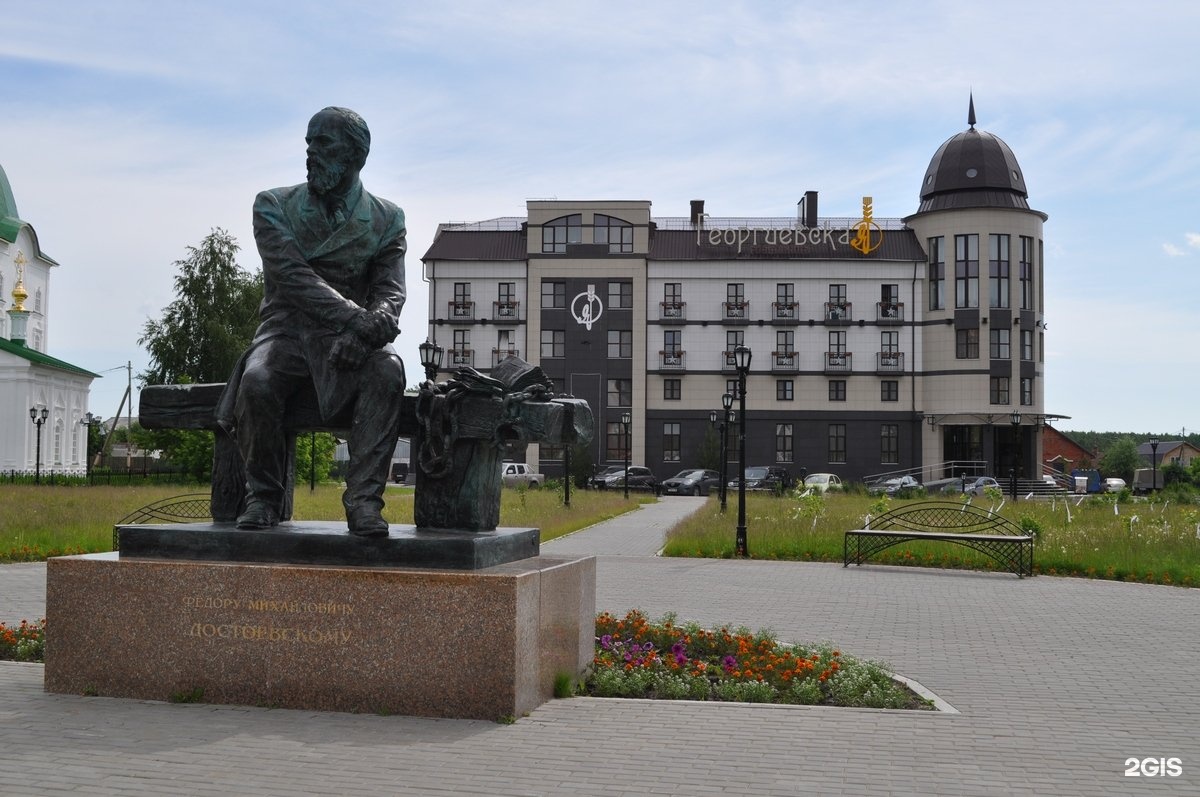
[[330, 331, 370, 370], [350, 308, 399, 348]]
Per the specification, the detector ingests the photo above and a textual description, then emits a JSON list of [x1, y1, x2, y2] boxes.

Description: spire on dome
[[968, 92, 976, 129]]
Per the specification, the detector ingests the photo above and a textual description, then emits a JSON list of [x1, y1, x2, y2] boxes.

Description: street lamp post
[[418, 338, 444, 382], [1010, 411, 1022, 500], [79, 412, 101, 481], [734, 345, 752, 557], [720, 392, 732, 512], [621, 412, 632, 499], [29, 406, 48, 484], [1149, 437, 1160, 493]]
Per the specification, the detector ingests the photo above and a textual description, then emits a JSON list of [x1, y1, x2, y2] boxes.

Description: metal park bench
[[844, 501, 1034, 578]]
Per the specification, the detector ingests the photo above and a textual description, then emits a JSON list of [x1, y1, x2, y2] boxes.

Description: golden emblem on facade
[[849, 196, 884, 255]]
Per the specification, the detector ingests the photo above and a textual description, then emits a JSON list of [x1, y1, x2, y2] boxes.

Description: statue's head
[[306, 107, 371, 196]]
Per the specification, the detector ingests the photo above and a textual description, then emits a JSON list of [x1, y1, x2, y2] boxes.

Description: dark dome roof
[[916, 126, 1031, 213]]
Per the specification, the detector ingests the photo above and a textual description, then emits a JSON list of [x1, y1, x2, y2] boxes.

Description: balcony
[[660, 350, 686, 370], [660, 301, 687, 324], [448, 301, 475, 322], [722, 301, 750, 324], [875, 351, 905, 374], [771, 351, 799, 373], [448, 348, 474, 367], [493, 301, 520, 323], [823, 302, 852, 325], [771, 302, 800, 325], [492, 348, 520, 367], [824, 351, 852, 374], [720, 351, 742, 373], [876, 302, 904, 324]]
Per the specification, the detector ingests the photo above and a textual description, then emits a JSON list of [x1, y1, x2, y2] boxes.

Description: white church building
[[0, 162, 97, 475]]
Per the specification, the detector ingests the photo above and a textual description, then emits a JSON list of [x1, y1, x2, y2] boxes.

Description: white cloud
[[1163, 243, 1186, 257], [1187, 233, 1200, 248]]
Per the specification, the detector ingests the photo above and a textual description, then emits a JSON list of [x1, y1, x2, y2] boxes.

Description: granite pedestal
[[45, 524, 595, 720]]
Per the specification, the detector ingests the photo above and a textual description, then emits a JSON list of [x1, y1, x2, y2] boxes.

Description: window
[[1021, 329, 1033, 361], [726, 379, 741, 399], [989, 328, 1010, 360], [607, 379, 632, 407], [955, 234, 979, 308], [1038, 239, 1044, 311], [880, 330, 899, 353], [726, 283, 746, 318], [498, 282, 515, 304], [928, 236, 945, 310], [828, 330, 846, 354], [989, 234, 1010, 308], [828, 424, 847, 464], [775, 424, 793, 463], [829, 380, 846, 401], [881, 380, 899, 402], [956, 328, 979, 359], [776, 380, 794, 401], [665, 282, 682, 303], [880, 424, 899, 464], [608, 330, 632, 358], [452, 282, 472, 318], [664, 329, 682, 355], [1021, 377, 1034, 406], [664, 378, 681, 400], [776, 330, 794, 354], [663, 423, 681, 462], [1019, 236, 1034, 310], [725, 330, 744, 367], [605, 421, 629, 461], [607, 281, 632, 309], [542, 214, 582, 253], [594, 214, 633, 253], [541, 281, 565, 309], [452, 329, 471, 364], [776, 283, 795, 317], [881, 283, 899, 309], [540, 329, 565, 358], [990, 376, 1010, 405]]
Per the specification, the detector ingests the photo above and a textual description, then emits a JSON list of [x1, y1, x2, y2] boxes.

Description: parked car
[[802, 473, 843, 494], [729, 465, 793, 493], [660, 469, 721, 496], [599, 466, 658, 491], [964, 476, 1000, 496], [500, 461, 543, 488], [588, 466, 625, 489], [1103, 477, 1127, 493], [868, 475, 921, 496]]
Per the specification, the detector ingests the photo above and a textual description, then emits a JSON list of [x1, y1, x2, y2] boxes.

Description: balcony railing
[[720, 350, 743, 372], [449, 301, 475, 321], [771, 302, 800, 325], [771, 351, 799, 373], [493, 301, 520, 322], [492, 348, 520, 367], [824, 302, 852, 324], [722, 301, 750, 324], [875, 351, 904, 373], [449, 348, 474, 367], [660, 301, 686, 323], [660, 350, 686, 370], [824, 351, 852, 373], [876, 302, 904, 324]]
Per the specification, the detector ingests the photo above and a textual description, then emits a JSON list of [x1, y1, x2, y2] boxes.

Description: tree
[[138, 230, 264, 474], [138, 228, 263, 386], [295, 432, 337, 486], [695, 424, 721, 472], [1099, 437, 1143, 483]]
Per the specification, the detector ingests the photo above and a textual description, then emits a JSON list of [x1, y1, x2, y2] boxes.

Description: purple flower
[[600, 634, 613, 650], [670, 642, 686, 656], [623, 652, 633, 662], [674, 652, 687, 665], [630, 643, 642, 654], [723, 655, 738, 673]]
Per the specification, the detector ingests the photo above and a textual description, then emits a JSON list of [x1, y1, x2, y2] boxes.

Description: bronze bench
[[844, 501, 1034, 578]]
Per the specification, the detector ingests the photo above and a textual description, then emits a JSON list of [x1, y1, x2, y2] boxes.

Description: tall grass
[[662, 492, 1200, 586], [0, 484, 646, 561]]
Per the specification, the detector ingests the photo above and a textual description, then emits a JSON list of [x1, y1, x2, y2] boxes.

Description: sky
[[2, 1, 1197, 435]]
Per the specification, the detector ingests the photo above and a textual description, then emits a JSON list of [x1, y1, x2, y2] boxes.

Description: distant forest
[[1059, 429, 1200, 455]]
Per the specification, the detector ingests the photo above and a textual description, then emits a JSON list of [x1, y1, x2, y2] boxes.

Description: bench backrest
[[866, 501, 1026, 536]]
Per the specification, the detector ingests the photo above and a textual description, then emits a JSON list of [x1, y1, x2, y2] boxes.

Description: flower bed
[[0, 619, 44, 662], [583, 610, 930, 710]]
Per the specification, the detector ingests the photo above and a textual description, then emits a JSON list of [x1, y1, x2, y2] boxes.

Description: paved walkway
[[3, 498, 1199, 795]]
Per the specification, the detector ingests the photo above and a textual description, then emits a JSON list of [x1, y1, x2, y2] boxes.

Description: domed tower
[[905, 97, 1048, 485]]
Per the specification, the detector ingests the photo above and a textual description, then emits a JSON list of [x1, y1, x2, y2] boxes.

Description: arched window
[[541, 215, 581, 253], [53, 418, 64, 466], [594, 214, 633, 253], [35, 288, 43, 313]]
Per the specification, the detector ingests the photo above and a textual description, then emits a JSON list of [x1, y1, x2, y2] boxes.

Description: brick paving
[[2, 498, 1198, 795]]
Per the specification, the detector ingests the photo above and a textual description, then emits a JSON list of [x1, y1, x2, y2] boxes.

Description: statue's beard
[[307, 156, 347, 195]]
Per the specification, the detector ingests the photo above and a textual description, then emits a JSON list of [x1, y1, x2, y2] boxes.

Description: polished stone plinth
[[45, 552, 595, 720], [117, 522, 539, 570]]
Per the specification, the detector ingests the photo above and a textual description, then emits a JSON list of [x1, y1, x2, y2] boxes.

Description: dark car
[[729, 465, 793, 493], [660, 469, 721, 496], [599, 466, 658, 491], [588, 466, 625, 489]]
